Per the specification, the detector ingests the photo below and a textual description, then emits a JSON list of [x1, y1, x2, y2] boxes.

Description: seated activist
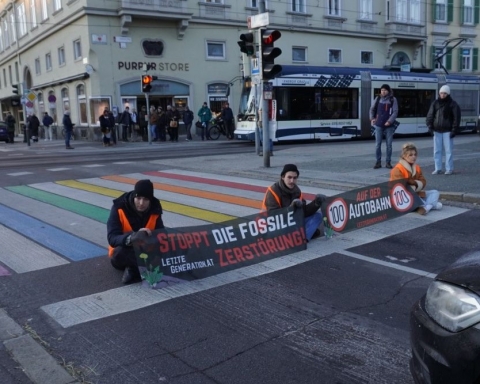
[[390, 142, 442, 215], [107, 179, 164, 284], [262, 164, 326, 241]]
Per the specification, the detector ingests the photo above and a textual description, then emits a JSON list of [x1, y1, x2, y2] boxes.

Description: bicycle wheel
[[208, 125, 221, 140]]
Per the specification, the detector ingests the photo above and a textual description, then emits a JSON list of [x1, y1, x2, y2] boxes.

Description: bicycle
[[208, 117, 228, 140]]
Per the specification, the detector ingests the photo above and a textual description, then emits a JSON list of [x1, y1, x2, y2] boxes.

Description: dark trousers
[[156, 125, 166, 141], [184, 123, 192, 140], [225, 119, 234, 139], [203, 121, 210, 140], [7, 131, 14, 143], [170, 127, 178, 141], [110, 246, 137, 270]]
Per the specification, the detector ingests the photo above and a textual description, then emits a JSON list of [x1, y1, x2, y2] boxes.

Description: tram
[[234, 66, 479, 142]]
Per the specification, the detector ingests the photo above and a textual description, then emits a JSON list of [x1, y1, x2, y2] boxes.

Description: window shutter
[[461, 5, 464, 24], [475, 0, 480, 24], [446, 50, 452, 71], [473, 48, 479, 71], [432, 0, 437, 21], [448, 0, 454, 22], [457, 48, 463, 71]]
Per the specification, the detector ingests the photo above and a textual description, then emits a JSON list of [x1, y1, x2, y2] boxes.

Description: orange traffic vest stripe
[[108, 209, 159, 257], [261, 186, 303, 211]]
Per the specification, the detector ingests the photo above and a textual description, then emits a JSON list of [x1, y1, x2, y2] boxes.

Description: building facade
[[0, 0, 477, 138]]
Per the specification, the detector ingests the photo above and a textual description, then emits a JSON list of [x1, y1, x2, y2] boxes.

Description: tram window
[[275, 87, 358, 120], [373, 88, 436, 118]]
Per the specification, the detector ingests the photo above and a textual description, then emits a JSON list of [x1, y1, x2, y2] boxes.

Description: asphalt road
[[0, 133, 479, 384]]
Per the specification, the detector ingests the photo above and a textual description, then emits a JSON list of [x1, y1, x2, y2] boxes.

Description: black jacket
[[107, 191, 164, 248], [426, 96, 461, 133]]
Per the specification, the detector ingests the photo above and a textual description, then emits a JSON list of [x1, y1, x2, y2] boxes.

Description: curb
[[0, 309, 77, 384], [439, 192, 480, 205]]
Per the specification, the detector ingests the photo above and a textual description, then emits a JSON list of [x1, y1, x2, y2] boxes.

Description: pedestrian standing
[[138, 106, 148, 141], [157, 107, 167, 141], [197, 102, 212, 141], [99, 108, 114, 146], [119, 107, 132, 141], [149, 106, 158, 141], [183, 106, 194, 141], [28, 113, 41, 143], [62, 110, 74, 149], [369, 84, 399, 169], [131, 108, 139, 141], [426, 85, 461, 175], [221, 102, 235, 139], [5, 111, 16, 144], [170, 106, 180, 142], [43, 112, 54, 141]]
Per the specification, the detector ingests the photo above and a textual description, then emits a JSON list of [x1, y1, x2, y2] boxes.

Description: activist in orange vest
[[262, 164, 326, 241], [390, 142, 442, 215], [107, 179, 164, 284]]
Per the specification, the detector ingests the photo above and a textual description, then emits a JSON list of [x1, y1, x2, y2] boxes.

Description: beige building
[[0, 0, 477, 138]]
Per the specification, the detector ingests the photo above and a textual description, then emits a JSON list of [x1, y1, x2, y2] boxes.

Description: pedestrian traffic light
[[141, 75, 153, 93], [238, 33, 255, 56], [12, 84, 19, 95], [261, 29, 282, 80]]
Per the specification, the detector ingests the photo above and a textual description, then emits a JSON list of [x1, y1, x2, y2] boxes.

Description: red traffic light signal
[[238, 33, 255, 56], [142, 75, 153, 92], [261, 29, 282, 80]]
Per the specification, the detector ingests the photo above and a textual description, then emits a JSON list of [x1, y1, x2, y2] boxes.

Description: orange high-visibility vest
[[108, 208, 159, 257], [390, 163, 421, 181]]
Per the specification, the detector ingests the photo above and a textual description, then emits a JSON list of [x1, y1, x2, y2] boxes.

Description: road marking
[[82, 164, 105, 168], [47, 167, 71, 172], [342, 251, 437, 278], [0, 203, 105, 262], [7, 172, 32, 176]]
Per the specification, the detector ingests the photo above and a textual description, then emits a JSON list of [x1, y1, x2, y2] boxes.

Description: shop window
[[89, 97, 111, 125], [77, 84, 87, 124]]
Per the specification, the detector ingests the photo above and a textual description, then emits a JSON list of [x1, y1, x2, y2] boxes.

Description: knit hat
[[439, 85, 450, 95], [380, 84, 391, 92], [134, 179, 154, 200], [281, 164, 299, 177]]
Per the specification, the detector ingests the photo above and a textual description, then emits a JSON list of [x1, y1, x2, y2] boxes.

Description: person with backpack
[[369, 84, 399, 169], [5, 111, 16, 144], [426, 85, 461, 175]]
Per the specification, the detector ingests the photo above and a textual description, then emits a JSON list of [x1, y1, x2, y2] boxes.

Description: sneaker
[[66, 146, 74, 149], [385, 162, 393, 169], [432, 170, 442, 175], [445, 170, 453, 175], [434, 202, 443, 210], [373, 162, 382, 169], [416, 207, 427, 215]]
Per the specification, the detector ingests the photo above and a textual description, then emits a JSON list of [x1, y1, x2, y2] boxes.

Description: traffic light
[[12, 84, 19, 95], [261, 29, 282, 80], [142, 75, 153, 93], [238, 33, 255, 56]]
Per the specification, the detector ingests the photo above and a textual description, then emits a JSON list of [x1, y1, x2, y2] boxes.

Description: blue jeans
[[150, 124, 157, 140], [421, 190, 440, 208], [375, 126, 394, 163], [64, 130, 72, 147], [305, 212, 322, 240], [433, 132, 453, 172]]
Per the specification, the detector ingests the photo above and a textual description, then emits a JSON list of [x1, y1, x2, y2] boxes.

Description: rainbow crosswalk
[[0, 170, 468, 328]]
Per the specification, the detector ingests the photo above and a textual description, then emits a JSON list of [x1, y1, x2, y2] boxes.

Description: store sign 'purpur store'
[[118, 61, 190, 71]]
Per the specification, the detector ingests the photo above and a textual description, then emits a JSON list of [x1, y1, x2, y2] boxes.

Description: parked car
[[410, 247, 480, 384], [0, 121, 8, 142]]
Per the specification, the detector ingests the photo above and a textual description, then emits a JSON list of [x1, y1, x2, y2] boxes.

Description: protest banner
[[134, 207, 306, 288], [323, 180, 423, 233]]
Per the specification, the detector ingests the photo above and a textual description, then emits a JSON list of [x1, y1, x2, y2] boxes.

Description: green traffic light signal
[[261, 29, 282, 80], [238, 33, 255, 56]]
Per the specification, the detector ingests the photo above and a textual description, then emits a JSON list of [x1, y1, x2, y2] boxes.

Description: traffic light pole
[[145, 93, 151, 144], [259, 0, 270, 167]]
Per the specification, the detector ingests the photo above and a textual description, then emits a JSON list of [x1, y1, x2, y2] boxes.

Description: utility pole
[[259, 0, 269, 167]]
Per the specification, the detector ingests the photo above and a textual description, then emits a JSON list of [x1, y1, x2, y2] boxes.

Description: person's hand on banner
[[407, 178, 417, 186], [130, 228, 152, 244], [290, 199, 303, 209], [314, 194, 327, 207]]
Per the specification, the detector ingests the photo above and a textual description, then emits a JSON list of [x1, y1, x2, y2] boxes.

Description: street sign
[[26, 92, 37, 102], [114, 36, 132, 43], [251, 58, 260, 75], [20, 96, 27, 105], [247, 12, 269, 29]]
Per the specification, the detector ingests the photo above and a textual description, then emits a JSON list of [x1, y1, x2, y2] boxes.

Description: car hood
[[437, 248, 480, 295]]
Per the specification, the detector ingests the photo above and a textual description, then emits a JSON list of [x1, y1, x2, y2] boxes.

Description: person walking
[[221, 102, 235, 139], [369, 84, 399, 169], [28, 113, 41, 143], [42, 112, 54, 141], [107, 179, 164, 284], [390, 142, 442, 215], [138, 106, 148, 141], [197, 102, 212, 141], [5, 111, 15, 144], [426, 85, 461, 175], [62, 110, 74, 149], [157, 107, 167, 142], [262, 164, 326, 241], [183, 106, 194, 141], [170, 106, 180, 142], [99, 108, 114, 146]]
